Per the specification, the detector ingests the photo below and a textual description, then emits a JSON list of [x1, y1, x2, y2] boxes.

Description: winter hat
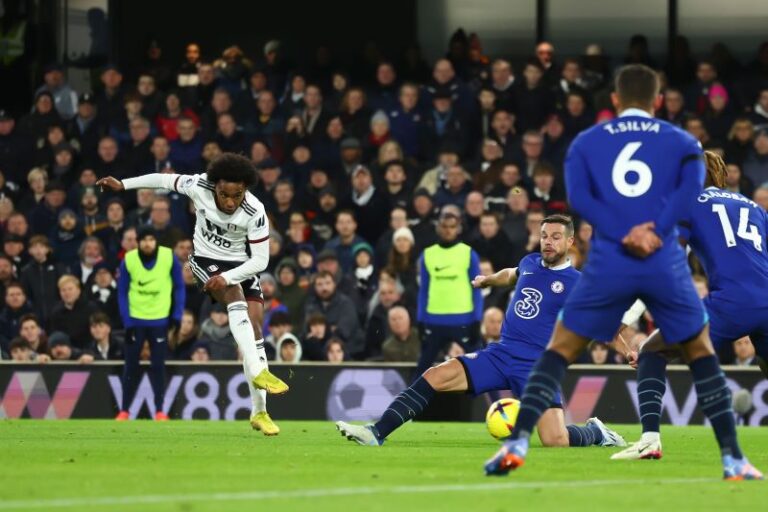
[[392, 227, 415, 245], [709, 84, 729, 102]]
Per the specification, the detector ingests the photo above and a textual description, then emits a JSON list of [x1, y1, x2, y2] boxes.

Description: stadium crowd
[[1, 32, 767, 367]]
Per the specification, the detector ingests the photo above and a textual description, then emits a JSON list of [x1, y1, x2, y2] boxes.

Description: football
[[485, 398, 521, 440]]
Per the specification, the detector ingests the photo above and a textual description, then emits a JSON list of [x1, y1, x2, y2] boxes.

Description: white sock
[[641, 431, 661, 443], [242, 360, 267, 415], [227, 301, 266, 377]]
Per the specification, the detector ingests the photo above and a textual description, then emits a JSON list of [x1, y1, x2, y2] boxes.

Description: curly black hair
[[206, 153, 257, 188]]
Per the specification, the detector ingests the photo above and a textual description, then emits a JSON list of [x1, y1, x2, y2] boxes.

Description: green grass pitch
[[0, 421, 764, 511]]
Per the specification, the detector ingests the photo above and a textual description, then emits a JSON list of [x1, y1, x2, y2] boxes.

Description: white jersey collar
[[619, 108, 652, 118], [541, 258, 572, 271]]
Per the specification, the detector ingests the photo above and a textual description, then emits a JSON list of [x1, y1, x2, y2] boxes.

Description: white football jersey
[[174, 173, 270, 262]]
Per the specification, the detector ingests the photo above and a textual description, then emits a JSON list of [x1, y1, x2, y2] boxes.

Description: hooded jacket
[[275, 332, 302, 362]]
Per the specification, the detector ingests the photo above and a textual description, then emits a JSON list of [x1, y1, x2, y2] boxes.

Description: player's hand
[[96, 176, 124, 192], [626, 350, 639, 369], [471, 275, 490, 288], [203, 275, 228, 292], [622, 222, 662, 258]]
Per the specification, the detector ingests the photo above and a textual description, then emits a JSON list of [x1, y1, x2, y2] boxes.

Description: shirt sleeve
[[417, 254, 429, 323], [122, 173, 199, 198], [220, 213, 270, 285], [116, 260, 132, 327], [170, 257, 186, 321], [469, 249, 483, 322], [621, 299, 647, 326]]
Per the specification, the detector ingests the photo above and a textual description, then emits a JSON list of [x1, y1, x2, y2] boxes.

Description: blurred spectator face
[[44, 69, 64, 88], [346, 89, 364, 113], [316, 256, 338, 275], [150, 199, 171, 227], [696, 62, 716, 84], [293, 145, 311, 164], [180, 311, 195, 337], [479, 259, 494, 276], [491, 60, 512, 87], [29, 241, 49, 263], [500, 164, 521, 187], [177, 119, 197, 142], [335, 213, 357, 238], [81, 191, 99, 213], [217, 114, 236, 137], [326, 340, 344, 363], [249, 71, 267, 91], [94, 268, 113, 288], [122, 228, 137, 252], [90, 321, 111, 342], [694, 278, 709, 298], [5, 285, 26, 309], [130, 119, 150, 144], [59, 280, 81, 305], [186, 43, 200, 64], [371, 117, 389, 138], [352, 169, 373, 194], [533, 169, 555, 192], [725, 164, 740, 187], [250, 142, 270, 163], [280, 340, 297, 361], [304, 86, 322, 109], [35, 94, 53, 114], [29, 172, 46, 194], [212, 90, 232, 114], [481, 140, 502, 161], [151, 137, 171, 160], [0, 118, 14, 135], [0, 259, 13, 281], [314, 274, 336, 300], [20, 319, 41, 345], [174, 239, 193, 262], [137, 75, 156, 96], [79, 169, 97, 186], [433, 96, 451, 114], [384, 164, 406, 187], [257, 91, 276, 116], [7, 214, 27, 236], [379, 142, 401, 163], [309, 169, 329, 189], [445, 165, 466, 191], [48, 126, 65, 146], [433, 59, 455, 84], [731, 120, 753, 143], [203, 142, 222, 163], [191, 347, 210, 362], [11, 343, 31, 361], [355, 249, 371, 269], [261, 278, 276, 300], [536, 42, 555, 65], [523, 133, 544, 158], [566, 94, 586, 116], [754, 131, 768, 156], [55, 149, 73, 167], [561, 61, 580, 82], [78, 101, 96, 119], [125, 98, 142, 117], [491, 111, 513, 135], [478, 89, 496, 111], [101, 69, 122, 89], [379, 280, 401, 308], [341, 146, 362, 165], [523, 64, 543, 87], [83, 239, 103, 263], [388, 306, 411, 339], [278, 265, 296, 287], [210, 310, 228, 327], [198, 64, 215, 86], [326, 117, 343, 139], [332, 73, 348, 92], [390, 208, 407, 230], [578, 221, 593, 243], [399, 85, 418, 111], [51, 342, 72, 360], [482, 307, 504, 340], [479, 215, 500, 239], [4, 239, 24, 258], [709, 89, 727, 112], [733, 336, 755, 361], [685, 119, 706, 142], [274, 182, 294, 207], [58, 212, 76, 231], [46, 189, 66, 209], [393, 233, 413, 255], [758, 90, 768, 111], [590, 343, 609, 364], [288, 213, 307, 242], [291, 75, 306, 94], [319, 193, 337, 212], [465, 193, 484, 219], [414, 194, 433, 217], [98, 138, 118, 162], [137, 189, 156, 209], [165, 93, 181, 113], [664, 90, 684, 114], [527, 210, 545, 234], [437, 151, 459, 168], [377, 63, 396, 86]]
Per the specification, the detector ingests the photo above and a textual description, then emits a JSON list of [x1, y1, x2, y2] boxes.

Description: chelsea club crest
[[551, 281, 564, 294]]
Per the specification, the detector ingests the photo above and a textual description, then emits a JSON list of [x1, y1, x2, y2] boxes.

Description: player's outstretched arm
[[97, 173, 183, 193], [472, 268, 517, 288]]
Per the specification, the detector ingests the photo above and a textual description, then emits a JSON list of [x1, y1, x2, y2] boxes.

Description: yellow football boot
[[252, 368, 289, 395], [251, 411, 280, 436]]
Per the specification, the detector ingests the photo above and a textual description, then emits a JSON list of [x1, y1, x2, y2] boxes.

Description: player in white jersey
[[97, 154, 288, 435]]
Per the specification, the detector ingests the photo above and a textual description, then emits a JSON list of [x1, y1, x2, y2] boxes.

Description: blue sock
[[511, 350, 568, 441], [373, 376, 436, 440], [566, 423, 604, 446], [689, 355, 743, 459], [637, 352, 668, 433]]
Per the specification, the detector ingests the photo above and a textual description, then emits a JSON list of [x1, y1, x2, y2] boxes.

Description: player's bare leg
[[537, 408, 569, 447], [422, 359, 469, 392]]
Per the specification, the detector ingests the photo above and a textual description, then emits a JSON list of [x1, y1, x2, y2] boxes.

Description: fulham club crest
[[551, 281, 564, 294]]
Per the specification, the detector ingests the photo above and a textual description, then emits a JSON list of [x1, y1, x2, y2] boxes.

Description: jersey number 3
[[711, 204, 763, 251], [612, 142, 652, 197]]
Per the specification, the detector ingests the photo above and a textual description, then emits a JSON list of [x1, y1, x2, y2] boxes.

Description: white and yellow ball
[[485, 398, 521, 440]]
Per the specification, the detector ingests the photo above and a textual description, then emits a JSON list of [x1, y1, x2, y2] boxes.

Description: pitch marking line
[[0, 478, 719, 509]]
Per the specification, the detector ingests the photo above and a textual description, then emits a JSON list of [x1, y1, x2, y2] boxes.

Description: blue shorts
[[457, 342, 562, 408], [706, 297, 768, 350], [561, 259, 708, 343]]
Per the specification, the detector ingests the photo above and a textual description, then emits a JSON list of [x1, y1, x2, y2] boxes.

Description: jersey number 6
[[612, 142, 652, 197]]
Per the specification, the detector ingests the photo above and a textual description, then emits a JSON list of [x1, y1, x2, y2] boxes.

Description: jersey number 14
[[711, 204, 763, 251]]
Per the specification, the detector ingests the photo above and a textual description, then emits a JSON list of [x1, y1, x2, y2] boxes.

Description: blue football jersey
[[501, 253, 581, 360], [565, 109, 705, 271], [680, 187, 768, 307]]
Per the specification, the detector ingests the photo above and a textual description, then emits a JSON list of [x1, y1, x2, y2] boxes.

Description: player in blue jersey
[[612, 151, 768, 461], [484, 65, 763, 480], [336, 215, 626, 448]]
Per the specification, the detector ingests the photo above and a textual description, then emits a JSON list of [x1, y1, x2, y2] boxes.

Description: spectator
[[147, 196, 185, 248], [703, 84, 736, 142], [19, 91, 62, 143], [0, 283, 33, 342], [18, 167, 48, 213], [419, 86, 468, 161], [352, 242, 376, 302], [388, 83, 422, 159], [49, 274, 101, 349], [477, 258, 511, 311], [17, 314, 50, 361], [686, 60, 719, 115], [136, 73, 164, 121], [743, 129, 768, 187], [36, 63, 78, 120], [30, 181, 67, 235], [749, 87, 768, 126], [66, 93, 105, 162], [302, 313, 329, 361], [416, 205, 482, 374], [190, 340, 211, 362], [9, 338, 36, 362], [87, 312, 123, 360], [345, 165, 388, 244], [369, 61, 400, 113], [561, 91, 593, 139], [20, 236, 69, 323], [324, 210, 366, 273], [168, 309, 200, 361], [588, 341, 612, 365], [480, 306, 504, 345], [325, 336, 346, 363], [169, 117, 203, 171], [725, 118, 756, 168], [724, 162, 754, 199], [4, 234, 28, 269], [48, 331, 93, 363], [364, 277, 403, 359], [0, 110, 35, 186], [381, 306, 420, 362], [515, 60, 554, 133], [79, 187, 107, 236], [470, 212, 516, 272], [339, 87, 370, 140], [94, 198, 126, 265], [123, 117, 154, 171], [156, 91, 200, 142], [51, 209, 84, 271], [434, 164, 472, 208], [260, 273, 288, 340], [528, 162, 567, 213], [74, 236, 106, 285], [304, 270, 364, 358], [732, 336, 758, 366], [752, 185, 768, 212], [89, 262, 120, 325], [501, 187, 529, 248], [177, 43, 202, 88], [657, 87, 688, 126]]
